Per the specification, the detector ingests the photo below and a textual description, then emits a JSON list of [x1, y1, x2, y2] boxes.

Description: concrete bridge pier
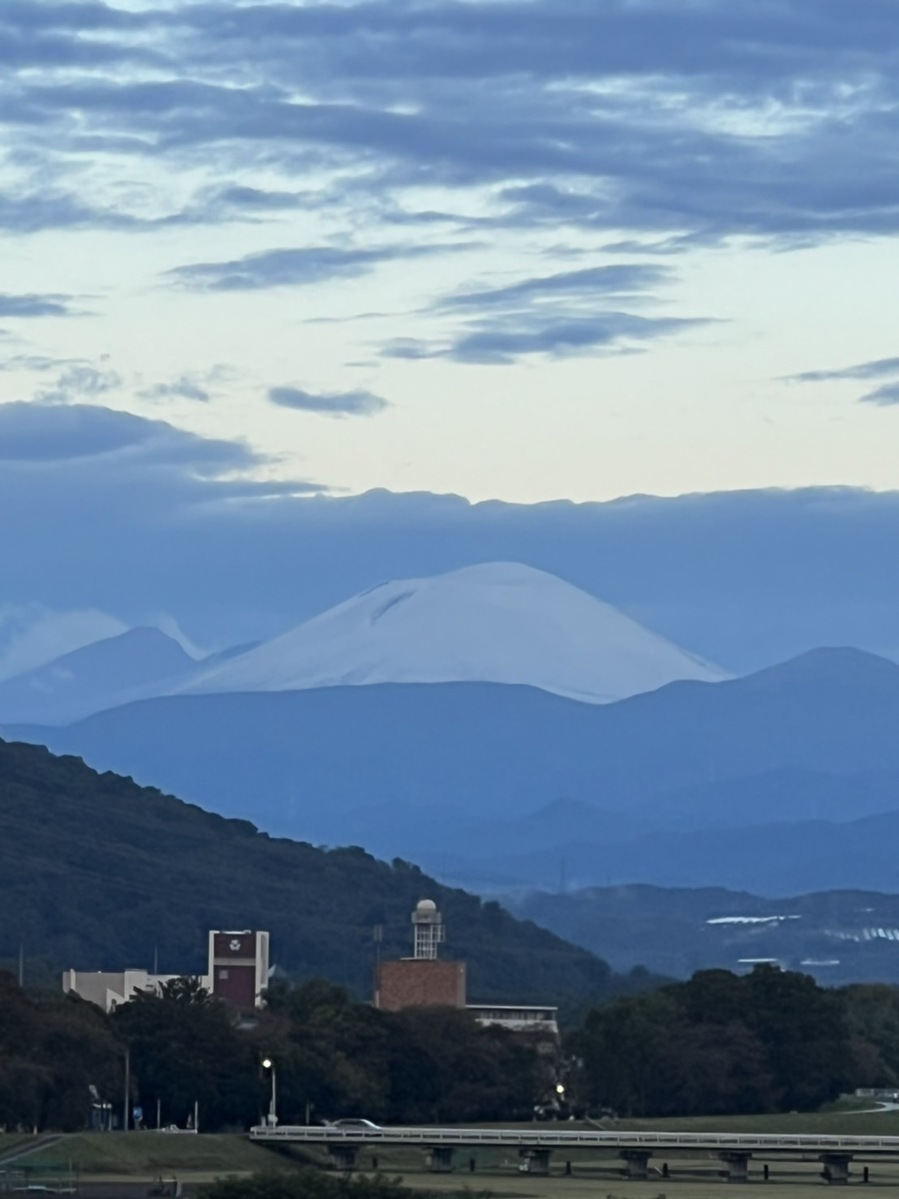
[[427, 1147, 455, 1173], [620, 1149, 652, 1179], [329, 1145, 358, 1171], [720, 1152, 751, 1183], [519, 1149, 552, 1175], [820, 1154, 853, 1185]]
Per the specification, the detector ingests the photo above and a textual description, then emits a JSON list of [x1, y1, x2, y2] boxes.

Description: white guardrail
[[249, 1126, 899, 1154]]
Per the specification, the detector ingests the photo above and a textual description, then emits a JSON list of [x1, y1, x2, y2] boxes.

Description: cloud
[[435, 265, 671, 313], [0, 402, 155, 461], [0, 190, 150, 234], [788, 357, 899, 384], [385, 312, 708, 365], [139, 376, 212, 403], [784, 356, 899, 407], [0, 401, 314, 486], [860, 383, 899, 407], [0, 603, 129, 683], [4, 1, 899, 246], [169, 245, 422, 292], [383, 259, 700, 363], [1, 460, 899, 674], [0, 292, 76, 318], [35, 364, 122, 405], [458, 314, 708, 364], [268, 386, 389, 418]]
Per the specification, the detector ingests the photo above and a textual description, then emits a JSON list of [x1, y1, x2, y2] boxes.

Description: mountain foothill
[[3, 561, 899, 985]]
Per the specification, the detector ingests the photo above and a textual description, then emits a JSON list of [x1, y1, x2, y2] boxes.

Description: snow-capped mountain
[[180, 562, 725, 703], [0, 627, 197, 725]]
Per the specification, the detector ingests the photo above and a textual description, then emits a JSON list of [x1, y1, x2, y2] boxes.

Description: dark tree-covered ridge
[[0, 737, 642, 1004]]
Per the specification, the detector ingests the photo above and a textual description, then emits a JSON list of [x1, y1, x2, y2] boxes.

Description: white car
[[330, 1118, 381, 1130]]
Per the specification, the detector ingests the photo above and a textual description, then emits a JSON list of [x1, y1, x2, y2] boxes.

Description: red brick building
[[374, 898, 468, 1011], [375, 958, 467, 1011]]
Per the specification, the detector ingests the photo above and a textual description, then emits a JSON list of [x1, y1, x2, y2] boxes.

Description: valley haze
[[3, 561, 899, 904]]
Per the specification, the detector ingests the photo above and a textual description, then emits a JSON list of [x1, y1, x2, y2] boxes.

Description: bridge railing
[[249, 1126, 899, 1153]]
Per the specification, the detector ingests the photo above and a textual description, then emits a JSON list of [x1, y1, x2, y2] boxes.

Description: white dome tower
[[412, 898, 444, 960]]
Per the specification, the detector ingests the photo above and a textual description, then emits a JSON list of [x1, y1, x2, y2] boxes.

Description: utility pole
[[17, 944, 24, 988]]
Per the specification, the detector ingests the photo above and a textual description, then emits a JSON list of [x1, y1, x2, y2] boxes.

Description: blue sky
[[2, 1, 899, 674]]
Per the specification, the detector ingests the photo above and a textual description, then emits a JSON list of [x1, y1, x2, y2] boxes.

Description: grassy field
[[1, 1133, 286, 1180], [613, 1104, 899, 1137], [0, 1134, 30, 1154]]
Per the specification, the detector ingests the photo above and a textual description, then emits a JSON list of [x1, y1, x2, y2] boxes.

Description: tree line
[[6, 964, 899, 1131], [573, 964, 899, 1117]]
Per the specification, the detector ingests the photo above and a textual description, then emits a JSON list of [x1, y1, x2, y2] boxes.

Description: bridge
[[249, 1124, 899, 1184]]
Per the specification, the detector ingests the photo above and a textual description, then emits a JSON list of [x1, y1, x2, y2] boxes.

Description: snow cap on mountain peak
[[181, 560, 725, 704]]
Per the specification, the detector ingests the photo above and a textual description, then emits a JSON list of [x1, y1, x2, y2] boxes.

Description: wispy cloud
[[168, 243, 457, 292], [35, 364, 122, 405], [860, 382, 899, 407], [387, 312, 709, 365], [435, 265, 671, 313], [268, 386, 389, 418], [384, 259, 703, 364], [0, 292, 77, 318], [788, 357, 899, 384], [139, 375, 212, 403]]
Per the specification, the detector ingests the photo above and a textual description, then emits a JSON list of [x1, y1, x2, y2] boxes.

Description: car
[[330, 1118, 381, 1130]]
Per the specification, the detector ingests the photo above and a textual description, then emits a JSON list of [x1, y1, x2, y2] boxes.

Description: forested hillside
[[0, 738, 643, 1004]]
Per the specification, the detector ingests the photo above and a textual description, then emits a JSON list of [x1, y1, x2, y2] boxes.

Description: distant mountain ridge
[[7, 645, 899, 895], [0, 736, 638, 1004], [0, 563, 725, 726], [0, 627, 196, 725], [504, 883, 899, 986]]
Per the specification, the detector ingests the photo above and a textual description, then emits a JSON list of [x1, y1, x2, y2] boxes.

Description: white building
[[60, 967, 192, 1013], [62, 929, 270, 1013]]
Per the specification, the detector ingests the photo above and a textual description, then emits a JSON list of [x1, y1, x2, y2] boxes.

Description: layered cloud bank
[[1, 401, 898, 677], [2, 0, 899, 506]]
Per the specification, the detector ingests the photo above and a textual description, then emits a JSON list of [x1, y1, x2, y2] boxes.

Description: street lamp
[[261, 1058, 278, 1127]]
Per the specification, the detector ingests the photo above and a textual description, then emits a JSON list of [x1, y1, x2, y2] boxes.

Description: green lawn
[[10, 1132, 287, 1178], [0, 1133, 31, 1159], [613, 1105, 899, 1137]]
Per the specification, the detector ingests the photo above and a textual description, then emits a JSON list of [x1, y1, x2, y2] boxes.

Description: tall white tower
[[412, 898, 445, 960]]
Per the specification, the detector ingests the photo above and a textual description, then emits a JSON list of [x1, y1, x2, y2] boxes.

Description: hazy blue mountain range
[[0, 627, 261, 726], [0, 736, 642, 1003], [6, 646, 899, 895], [504, 884, 899, 986], [0, 563, 726, 724], [0, 627, 196, 725]]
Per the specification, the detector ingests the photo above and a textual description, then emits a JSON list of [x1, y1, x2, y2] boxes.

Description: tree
[[112, 979, 258, 1128]]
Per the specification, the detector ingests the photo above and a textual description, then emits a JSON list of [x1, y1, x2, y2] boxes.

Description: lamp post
[[261, 1058, 278, 1127]]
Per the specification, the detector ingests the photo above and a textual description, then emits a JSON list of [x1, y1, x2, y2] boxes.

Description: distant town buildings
[[62, 929, 270, 1012], [63, 906, 559, 1050]]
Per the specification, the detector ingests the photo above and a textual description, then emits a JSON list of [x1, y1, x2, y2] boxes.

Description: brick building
[[374, 898, 467, 1011]]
